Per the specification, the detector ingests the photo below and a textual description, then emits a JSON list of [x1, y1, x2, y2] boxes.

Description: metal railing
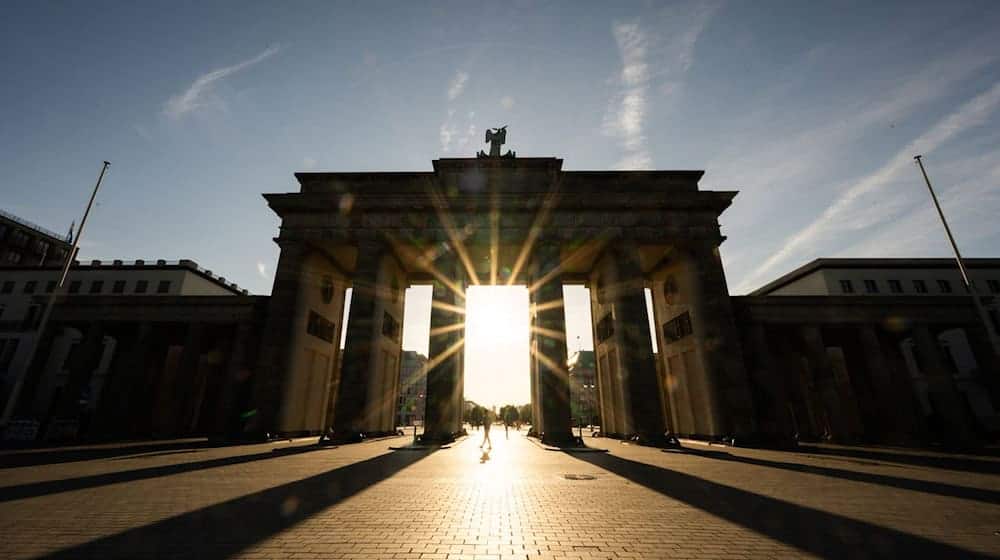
[[0, 208, 71, 243]]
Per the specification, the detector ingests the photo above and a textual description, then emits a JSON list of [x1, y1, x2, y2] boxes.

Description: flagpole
[[914, 155, 1000, 359], [1, 161, 111, 428]]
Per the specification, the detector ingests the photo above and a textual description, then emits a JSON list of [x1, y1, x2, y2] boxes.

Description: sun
[[463, 285, 531, 408]]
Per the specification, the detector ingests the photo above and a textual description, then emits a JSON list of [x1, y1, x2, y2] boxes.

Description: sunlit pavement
[[1, 429, 999, 559]]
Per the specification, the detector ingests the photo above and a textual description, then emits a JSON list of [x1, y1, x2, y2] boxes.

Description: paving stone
[[0, 431, 998, 558]]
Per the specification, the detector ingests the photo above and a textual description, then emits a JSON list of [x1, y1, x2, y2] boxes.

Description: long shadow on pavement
[[569, 451, 991, 559], [679, 447, 1000, 505], [795, 444, 1000, 475], [1, 444, 337, 503], [37, 448, 434, 559], [0, 439, 223, 468]]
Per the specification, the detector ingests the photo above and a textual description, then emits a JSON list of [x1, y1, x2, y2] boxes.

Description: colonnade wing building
[[2, 155, 999, 447]]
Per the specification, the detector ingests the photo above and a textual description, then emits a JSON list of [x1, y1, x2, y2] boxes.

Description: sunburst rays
[[427, 182, 482, 286], [507, 189, 561, 286], [429, 322, 466, 337]]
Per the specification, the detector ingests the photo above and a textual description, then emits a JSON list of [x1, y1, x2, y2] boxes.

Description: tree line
[[465, 403, 532, 427]]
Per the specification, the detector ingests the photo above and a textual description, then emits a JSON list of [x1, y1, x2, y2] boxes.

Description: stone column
[[250, 241, 308, 438], [216, 323, 252, 437], [912, 325, 975, 445], [647, 286, 677, 433], [611, 245, 668, 442], [94, 322, 153, 437], [332, 240, 386, 437], [748, 323, 795, 443], [529, 242, 572, 444], [801, 325, 857, 441], [174, 322, 206, 435], [858, 325, 909, 440], [422, 254, 466, 443], [55, 322, 105, 430], [587, 289, 617, 437], [687, 242, 755, 438], [965, 327, 1000, 405]]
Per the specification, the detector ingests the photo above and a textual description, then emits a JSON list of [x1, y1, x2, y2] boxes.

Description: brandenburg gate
[[249, 134, 756, 445]]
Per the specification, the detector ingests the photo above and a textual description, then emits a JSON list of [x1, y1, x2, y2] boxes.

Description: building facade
[[0, 210, 72, 269], [750, 258, 1000, 300], [568, 350, 597, 426], [2, 156, 999, 449], [0, 258, 253, 440], [396, 350, 427, 426], [733, 258, 1000, 446]]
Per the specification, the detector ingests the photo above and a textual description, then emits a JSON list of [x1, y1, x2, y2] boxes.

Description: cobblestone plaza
[[1, 431, 998, 559]]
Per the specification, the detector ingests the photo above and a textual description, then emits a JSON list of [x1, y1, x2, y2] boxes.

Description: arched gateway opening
[[462, 286, 531, 416], [249, 156, 756, 445]]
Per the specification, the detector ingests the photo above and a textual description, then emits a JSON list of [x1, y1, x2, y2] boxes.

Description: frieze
[[282, 210, 719, 230], [281, 224, 721, 244]]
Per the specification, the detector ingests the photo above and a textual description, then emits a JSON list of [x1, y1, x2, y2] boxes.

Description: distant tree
[[500, 404, 519, 426], [466, 405, 485, 428], [518, 403, 532, 425]]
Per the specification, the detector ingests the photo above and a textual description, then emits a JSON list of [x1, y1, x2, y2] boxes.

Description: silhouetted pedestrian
[[480, 412, 492, 450]]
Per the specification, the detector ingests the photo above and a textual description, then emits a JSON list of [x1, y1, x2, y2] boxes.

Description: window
[[307, 310, 336, 342], [112, 280, 126, 294], [662, 311, 694, 343], [68, 280, 82, 294], [89, 280, 104, 294], [21, 305, 39, 330], [988, 279, 1000, 294], [839, 280, 854, 294], [381, 311, 401, 340], [937, 279, 952, 293], [596, 314, 615, 342], [863, 279, 879, 294], [156, 280, 171, 294], [5, 250, 22, 264], [913, 279, 928, 294], [10, 229, 29, 247], [888, 279, 903, 294], [23, 280, 37, 294], [135, 280, 149, 294], [34, 240, 49, 255], [45, 280, 57, 293], [0, 339, 20, 373], [1, 281, 15, 294]]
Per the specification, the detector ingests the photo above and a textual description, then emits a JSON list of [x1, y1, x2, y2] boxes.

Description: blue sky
[[4, 1, 1000, 404]]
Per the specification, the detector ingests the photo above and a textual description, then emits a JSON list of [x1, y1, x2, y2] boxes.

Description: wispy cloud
[[739, 80, 1000, 292], [439, 69, 475, 153], [605, 22, 651, 170], [447, 71, 469, 101], [164, 45, 281, 119], [836, 147, 1000, 258], [256, 260, 268, 279], [709, 43, 997, 205], [439, 109, 476, 153], [603, 4, 718, 170]]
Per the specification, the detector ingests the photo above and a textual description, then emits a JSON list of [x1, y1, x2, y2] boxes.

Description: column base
[[318, 430, 366, 445], [628, 432, 684, 449], [540, 430, 578, 447], [417, 429, 464, 444]]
